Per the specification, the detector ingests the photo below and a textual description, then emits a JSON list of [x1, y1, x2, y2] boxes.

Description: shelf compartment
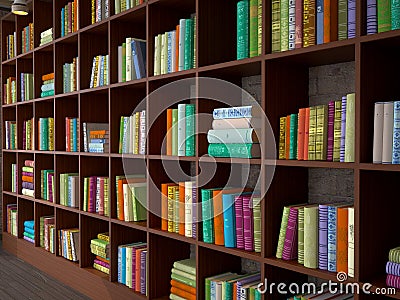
[[34, 99, 54, 151], [55, 154, 79, 207], [2, 106, 16, 150], [33, 0, 53, 49], [55, 208, 79, 259], [2, 194, 17, 234], [17, 152, 34, 198], [54, 0, 79, 40], [34, 153, 55, 202], [34, 50, 54, 100], [54, 95, 79, 151], [15, 3, 33, 56], [17, 55, 34, 103], [17, 197, 34, 240], [34, 202, 55, 248], [1, 15, 16, 62], [54, 39, 79, 95]]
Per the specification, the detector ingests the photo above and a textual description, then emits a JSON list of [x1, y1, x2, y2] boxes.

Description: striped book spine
[[318, 204, 328, 270], [276, 206, 290, 258], [289, 113, 298, 159], [386, 261, 400, 276], [367, 0, 377, 34], [235, 195, 245, 249], [243, 195, 254, 251], [338, 0, 348, 40], [272, 0, 281, 52], [392, 101, 400, 164], [340, 96, 347, 162], [327, 101, 334, 161], [327, 205, 337, 272], [348, 0, 356, 38], [281, 0, 289, 51], [282, 207, 298, 260], [253, 197, 262, 253], [289, 0, 296, 50], [378, 0, 391, 32], [298, 207, 305, 264]]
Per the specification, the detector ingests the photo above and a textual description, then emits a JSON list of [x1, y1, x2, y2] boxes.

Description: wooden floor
[[0, 240, 90, 300]]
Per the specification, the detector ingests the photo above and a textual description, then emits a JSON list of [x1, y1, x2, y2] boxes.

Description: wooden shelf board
[[271, 159, 357, 169], [111, 218, 148, 231], [359, 163, 400, 172], [53, 203, 80, 214], [198, 241, 263, 261], [148, 228, 196, 244], [79, 210, 110, 222]]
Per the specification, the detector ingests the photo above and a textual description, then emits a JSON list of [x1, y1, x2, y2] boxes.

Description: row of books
[[115, 176, 147, 222], [117, 242, 148, 294], [386, 246, 400, 289], [91, 232, 110, 274], [59, 228, 80, 262], [202, 190, 261, 252], [153, 14, 196, 76], [237, 0, 263, 59], [60, 173, 79, 207], [114, 0, 145, 14], [21, 73, 34, 101], [3, 76, 16, 104], [38, 117, 55, 150], [117, 38, 147, 82], [61, 0, 78, 37], [66, 117, 80, 152], [166, 104, 196, 156], [5, 120, 17, 150], [41, 73, 55, 98], [161, 181, 197, 238], [39, 28, 53, 47], [6, 204, 17, 237], [208, 105, 261, 158], [22, 23, 34, 53], [118, 110, 146, 154], [204, 271, 261, 300], [11, 164, 17, 193], [89, 54, 110, 88], [41, 169, 54, 202], [63, 57, 78, 93], [6, 32, 16, 59], [39, 216, 55, 253], [83, 122, 109, 153], [367, 0, 400, 34], [23, 118, 34, 150], [23, 220, 35, 244], [91, 0, 110, 24], [83, 176, 110, 216], [279, 93, 355, 162], [170, 258, 196, 300], [21, 160, 35, 197], [276, 203, 355, 277]]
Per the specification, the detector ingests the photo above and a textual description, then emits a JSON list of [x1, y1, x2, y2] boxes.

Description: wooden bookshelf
[[2, 0, 400, 299]]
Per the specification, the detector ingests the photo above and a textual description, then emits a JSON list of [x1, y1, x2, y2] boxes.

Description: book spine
[[237, 0, 250, 58], [303, 0, 316, 47], [177, 104, 186, 156], [344, 93, 355, 162], [367, 0, 377, 34], [289, 0, 296, 50], [304, 206, 318, 268], [207, 143, 259, 158], [327, 101, 335, 161], [347, 0, 356, 38], [280, 0, 289, 52], [316, 0, 324, 44], [337, 207, 348, 274], [382, 102, 394, 164], [276, 206, 290, 258], [304, 107, 310, 160], [201, 189, 214, 243], [297, 207, 305, 264], [393, 101, 400, 164], [184, 18, 194, 69], [318, 205, 328, 270], [185, 104, 195, 156], [243, 195, 254, 251], [324, 0, 331, 42], [340, 96, 347, 162], [282, 207, 298, 260], [235, 196, 244, 249], [327, 206, 337, 272], [257, 0, 263, 55], [338, 0, 348, 39], [315, 105, 328, 161], [378, 0, 391, 32], [213, 106, 256, 119], [271, 0, 281, 52], [178, 20, 186, 71], [289, 113, 298, 159], [249, 0, 258, 57], [279, 117, 286, 159], [253, 197, 261, 253], [308, 106, 317, 160], [223, 194, 236, 248], [171, 109, 178, 156]]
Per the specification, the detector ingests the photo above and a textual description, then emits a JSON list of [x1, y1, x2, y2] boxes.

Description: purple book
[[23, 236, 35, 244], [140, 250, 147, 295], [22, 182, 34, 189], [387, 261, 400, 277], [318, 204, 328, 270], [234, 195, 244, 249], [340, 96, 347, 162], [48, 173, 53, 202], [23, 121, 26, 149], [89, 176, 96, 213], [282, 207, 298, 260], [21, 73, 25, 101], [192, 185, 197, 239], [367, 0, 377, 34], [327, 101, 335, 161], [132, 245, 146, 289], [94, 259, 110, 269], [22, 171, 33, 177], [243, 195, 254, 251], [347, 0, 356, 38]]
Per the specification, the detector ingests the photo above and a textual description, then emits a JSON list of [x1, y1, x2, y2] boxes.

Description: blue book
[[167, 31, 172, 73], [392, 101, 400, 164], [136, 40, 147, 78], [61, 8, 65, 37], [316, 0, 324, 44], [318, 204, 328, 270], [99, 56, 104, 86], [131, 40, 142, 79], [121, 246, 126, 285], [327, 205, 337, 272], [118, 246, 122, 283], [367, 0, 377, 34], [90, 138, 107, 143], [24, 220, 34, 229], [24, 226, 34, 235], [222, 193, 237, 248], [72, 118, 77, 152]]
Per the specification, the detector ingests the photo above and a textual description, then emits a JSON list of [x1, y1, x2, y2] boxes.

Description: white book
[[177, 104, 186, 156], [347, 207, 354, 278], [125, 246, 132, 288], [105, 54, 109, 85], [96, 56, 103, 87], [123, 183, 133, 221], [160, 33, 165, 74], [344, 93, 355, 162], [178, 19, 186, 71], [89, 56, 96, 88], [154, 35, 159, 76], [171, 30, 176, 73], [373, 102, 385, 164], [70, 176, 79, 208], [115, 0, 120, 14], [126, 37, 132, 81], [382, 102, 394, 164], [131, 114, 137, 154], [126, 0, 130, 10], [184, 181, 194, 237]]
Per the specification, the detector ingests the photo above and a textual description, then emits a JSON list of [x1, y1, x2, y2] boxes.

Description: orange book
[[233, 282, 238, 300], [323, 0, 331, 43], [42, 73, 55, 81], [166, 109, 172, 155], [22, 175, 33, 183], [96, 255, 109, 264], [175, 25, 180, 72], [161, 183, 174, 230], [285, 115, 291, 160], [135, 248, 146, 291], [297, 108, 306, 160], [170, 287, 196, 300], [90, 130, 108, 135], [303, 107, 310, 160], [170, 279, 196, 295], [337, 206, 349, 273], [178, 182, 185, 235], [73, 0, 78, 32], [117, 178, 127, 220], [212, 189, 224, 245]]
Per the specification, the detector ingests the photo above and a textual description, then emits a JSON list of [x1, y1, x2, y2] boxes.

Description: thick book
[[280, 0, 289, 51], [185, 181, 195, 238], [253, 196, 262, 253], [235, 195, 244, 249], [222, 192, 238, 248], [316, 0, 324, 44], [297, 109, 306, 160], [315, 105, 328, 160], [289, 113, 298, 159], [276, 205, 290, 258], [347, 0, 356, 38], [378, 0, 391, 32], [201, 188, 216, 244], [177, 104, 186, 156], [173, 258, 196, 276], [308, 106, 317, 160], [185, 104, 195, 156], [243, 195, 254, 251], [212, 117, 261, 129], [373, 102, 385, 163], [333, 100, 342, 162], [285, 114, 291, 159], [279, 116, 286, 159], [282, 206, 299, 260], [344, 93, 355, 162], [336, 206, 349, 274], [237, 0, 250, 59], [208, 143, 260, 158], [347, 207, 355, 277], [382, 102, 394, 164], [271, 0, 281, 52], [207, 128, 260, 144], [367, 0, 378, 34], [303, 0, 316, 47], [288, 0, 296, 49], [340, 96, 347, 162], [327, 101, 335, 161], [249, 0, 258, 57], [304, 205, 319, 268], [338, 0, 347, 39]]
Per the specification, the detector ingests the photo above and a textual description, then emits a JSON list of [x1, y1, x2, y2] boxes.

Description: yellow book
[[134, 111, 140, 154], [333, 100, 342, 162], [93, 56, 99, 87], [97, 232, 110, 243], [315, 105, 328, 160], [167, 185, 178, 232], [308, 106, 317, 160], [279, 116, 286, 159], [48, 117, 54, 151]]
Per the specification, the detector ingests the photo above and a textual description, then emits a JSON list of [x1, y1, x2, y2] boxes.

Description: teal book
[[237, 0, 250, 59], [201, 189, 215, 243], [208, 143, 260, 158], [185, 104, 195, 156], [289, 113, 298, 159], [392, 0, 400, 30], [40, 118, 49, 150], [280, 0, 289, 51], [222, 192, 237, 248], [184, 18, 193, 70]]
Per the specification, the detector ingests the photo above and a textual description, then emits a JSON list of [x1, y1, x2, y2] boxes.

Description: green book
[[131, 184, 147, 221], [378, 0, 391, 32], [289, 113, 298, 159], [171, 267, 196, 281], [172, 108, 178, 156], [333, 100, 342, 162], [40, 118, 49, 150], [191, 13, 197, 67], [184, 18, 193, 70], [315, 105, 328, 161], [344, 93, 355, 162], [118, 116, 124, 154], [280, 0, 289, 51], [276, 206, 290, 258], [83, 177, 89, 211], [23, 231, 35, 240], [271, 0, 280, 52], [257, 0, 262, 55], [121, 42, 126, 82], [185, 104, 195, 156], [171, 273, 196, 287], [308, 106, 317, 160], [208, 143, 260, 158], [237, 0, 249, 59], [297, 207, 305, 264], [205, 272, 234, 300], [253, 196, 261, 253], [91, 238, 109, 247], [22, 166, 33, 172], [338, 0, 348, 40], [115, 0, 120, 14], [173, 258, 196, 275], [392, 0, 400, 29], [303, 205, 319, 268], [249, 0, 258, 57], [201, 189, 215, 243]]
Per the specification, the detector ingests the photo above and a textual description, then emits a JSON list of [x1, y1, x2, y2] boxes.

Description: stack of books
[[63, 57, 78, 93], [161, 181, 197, 238], [166, 104, 195, 156], [117, 242, 148, 294], [41, 73, 55, 97], [117, 38, 146, 82], [60, 173, 79, 207], [38, 117, 54, 150], [119, 110, 147, 155], [83, 176, 109, 216], [6, 204, 17, 236], [208, 105, 261, 158], [201, 189, 261, 252], [91, 232, 110, 274], [11, 163, 17, 193], [115, 177, 147, 222], [61, 0, 78, 37], [83, 122, 109, 153], [40, 169, 54, 202], [170, 258, 196, 300], [59, 228, 79, 262], [23, 220, 35, 244], [276, 203, 355, 277], [367, 0, 400, 34], [153, 14, 196, 76], [6, 32, 16, 59], [39, 28, 53, 46], [279, 93, 355, 162], [4, 120, 17, 149], [114, 0, 146, 14], [3, 76, 16, 104], [39, 215, 54, 252], [21, 23, 34, 53], [204, 271, 261, 300], [21, 160, 34, 197], [89, 54, 109, 88], [20, 73, 34, 101], [65, 117, 80, 152], [91, 0, 109, 24], [237, 0, 263, 59], [386, 247, 400, 289], [23, 118, 34, 150]]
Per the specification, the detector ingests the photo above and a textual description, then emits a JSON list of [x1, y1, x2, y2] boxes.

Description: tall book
[[336, 206, 349, 274], [338, 0, 347, 39], [347, 207, 355, 277], [373, 102, 384, 163], [348, 0, 356, 38], [367, 0, 378, 34], [297, 207, 305, 264], [327, 101, 335, 161], [378, 0, 391, 32], [308, 106, 317, 160], [297, 109, 306, 160], [316, 0, 324, 44], [295, 0, 303, 48], [318, 204, 328, 270], [279, 116, 286, 159], [249, 0, 258, 57], [304, 107, 310, 160], [237, 0, 250, 59], [280, 0, 289, 51], [288, 0, 296, 50], [276, 205, 291, 259], [393, 101, 400, 164], [289, 113, 298, 159], [340, 96, 347, 162], [271, 0, 281, 52], [333, 100, 342, 162], [382, 102, 394, 164], [315, 105, 328, 160], [303, 0, 316, 47], [282, 206, 299, 260], [344, 93, 355, 162], [303, 205, 319, 268]]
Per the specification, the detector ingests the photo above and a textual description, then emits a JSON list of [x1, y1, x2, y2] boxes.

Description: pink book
[[303, 107, 310, 160], [48, 173, 53, 202], [25, 160, 34, 167], [99, 177, 104, 216], [327, 101, 335, 161], [44, 217, 55, 251], [234, 195, 244, 249], [282, 207, 298, 260], [243, 195, 254, 251]]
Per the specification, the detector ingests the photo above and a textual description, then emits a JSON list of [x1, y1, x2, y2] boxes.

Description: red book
[[297, 108, 306, 160], [175, 25, 180, 72], [285, 115, 291, 160], [323, 0, 331, 42], [166, 109, 172, 155], [212, 189, 224, 245], [303, 108, 310, 160], [68, 2, 73, 34]]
